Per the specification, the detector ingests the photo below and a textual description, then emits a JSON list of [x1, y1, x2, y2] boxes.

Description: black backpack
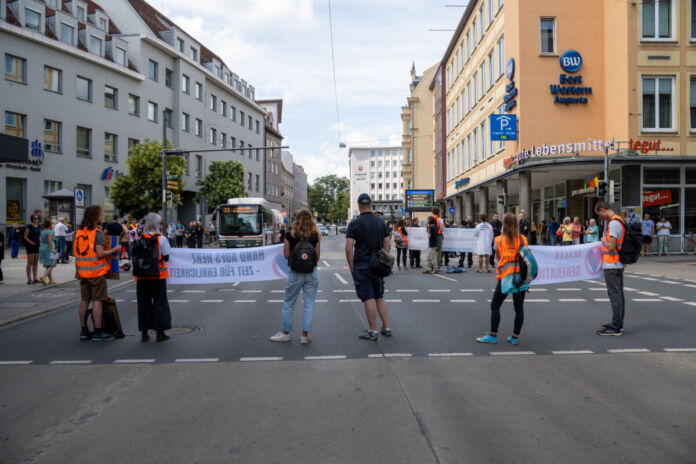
[[131, 235, 160, 278], [289, 240, 317, 273], [618, 220, 642, 265]]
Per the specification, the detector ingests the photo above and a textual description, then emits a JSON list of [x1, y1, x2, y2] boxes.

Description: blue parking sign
[[490, 114, 517, 141]]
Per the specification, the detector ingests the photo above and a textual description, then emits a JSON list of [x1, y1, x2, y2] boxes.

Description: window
[[456, 96, 460, 122], [473, 72, 479, 103], [104, 85, 117, 110], [540, 18, 555, 54], [148, 59, 158, 81], [691, 77, 696, 131], [209, 128, 216, 145], [44, 66, 61, 93], [25, 8, 41, 31], [642, 188, 681, 235], [497, 36, 505, 77], [247, 145, 252, 159], [114, 47, 126, 66], [248, 115, 252, 130], [179, 113, 188, 132], [488, 51, 494, 88], [128, 138, 138, 157], [5, 55, 26, 83], [164, 109, 172, 128], [89, 36, 102, 55], [209, 94, 216, 111], [498, 0, 504, 10], [182, 74, 190, 93], [479, 6, 485, 40], [386, 171, 390, 178], [196, 155, 203, 178], [240, 110, 245, 126], [644, 167, 680, 184], [147, 101, 157, 122], [466, 82, 471, 114], [43, 120, 61, 152], [247, 172, 253, 190], [128, 94, 139, 116], [76, 126, 91, 157], [195, 119, 202, 137], [76, 76, 91, 101], [473, 19, 478, 49], [177, 37, 185, 52], [190, 47, 198, 61], [104, 133, 117, 162], [60, 23, 74, 44], [692, 0, 696, 40], [466, 31, 471, 61], [480, 63, 486, 96], [221, 100, 227, 117], [76, 5, 85, 21], [195, 82, 202, 100], [5, 112, 25, 138], [481, 121, 487, 161], [98, 18, 107, 31], [473, 128, 479, 164], [642, 0, 674, 40], [256, 120, 260, 134], [370, 160, 375, 167], [231, 136, 236, 148], [488, 0, 494, 27], [165, 69, 173, 88], [221, 132, 227, 148], [467, 134, 472, 170], [255, 175, 260, 192], [642, 76, 674, 130], [230, 106, 236, 121]]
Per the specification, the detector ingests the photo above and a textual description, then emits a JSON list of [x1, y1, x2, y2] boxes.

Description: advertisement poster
[[622, 206, 642, 224]]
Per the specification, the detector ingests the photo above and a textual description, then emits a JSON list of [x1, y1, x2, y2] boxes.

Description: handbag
[[49, 251, 60, 260], [369, 248, 395, 277]]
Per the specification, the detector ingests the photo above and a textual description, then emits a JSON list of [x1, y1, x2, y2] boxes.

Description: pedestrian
[[23, 214, 41, 284], [584, 218, 600, 242], [572, 217, 583, 245], [127, 221, 138, 260], [409, 217, 422, 268], [529, 221, 538, 245], [270, 209, 320, 344], [540, 220, 548, 245], [560, 217, 573, 246], [175, 220, 185, 248], [186, 221, 196, 248], [474, 214, 493, 273], [594, 201, 626, 336], [0, 229, 4, 284], [278, 223, 286, 242], [424, 216, 438, 274], [75, 205, 120, 341], [10, 223, 21, 259], [167, 221, 176, 247], [432, 206, 444, 271], [134, 213, 172, 343], [394, 218, 409, 270], [489, 213, 502, 266], [458, 216, 475, 268], [39, 218, 58, 285], [548, 217, 560, 246], [120, 221, 130, 259], [104, 214, 125, 254], [640, 213, 655, 257], [476, 212, 527, 345], [65, 221, 74, 261], [53, 217, 68, 264], [345, 193, 391, 340], [195, 221, 204, 248], [656, 216, 672, 256], [518, 211, 530, 240]]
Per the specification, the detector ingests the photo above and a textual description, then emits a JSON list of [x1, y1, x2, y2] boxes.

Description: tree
[[328, 192, 350, 222], [111, 139, 185, 219], [195, 160, 247, 213], [308, 175, 349, 220]]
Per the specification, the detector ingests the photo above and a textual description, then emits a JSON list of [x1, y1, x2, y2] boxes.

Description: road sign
[[490, 114, 517, 141], [74, 188, 84, 207], [167, 180, 178, 190], [449, 206, 455, 214]]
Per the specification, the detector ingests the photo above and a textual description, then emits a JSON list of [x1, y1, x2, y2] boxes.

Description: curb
[[0, 279, 135, 328]]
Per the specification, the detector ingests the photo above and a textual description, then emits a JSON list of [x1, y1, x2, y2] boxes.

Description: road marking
[[396, 289, 419, 292], [641, 277, 658, 281], [661, 280, 680, 285], [167, 290, 175, 293], [384, 299, 402, 303], [551, 350, 594, 355], [684, 284, 696, 289], [267, 300, 284, 303], [127, 290, 136, 293], [169, 299, 190, 303], [271, 290, 284, 293], [305, 355, 347, 360], [183, 290, 205, 293], [429, 289, 450, 292], [367, 354, 384, 358], [588, 288, 607, 291], [115, 299, 126, 303], [623, 287, 638, 291], [607, 348, 650, 353], [239, 357, 283, 362], [384, 353, 412, 358], [200, 299, 224, 303], [131, 299, 137, 303], [316, 299, 329, 303], [339, 299, 361, 303], [232, 282, 240, 286], [632, 298, 662, 302], [433, 274, 457, 282], [322, 260, 330, 267], [660, 296, 683, 302], [232, 299, 257, 303], [663, 348, 696, 352], [530, 288, 548, 292], [333, 289, 354, 293], [684, 302, 696, 307], [0, 360, 33, 365], [114, 359, 155, 364], [526, 299, 551, 302], [490, 351, 536, 356], [557, 288, 581, 291], [49, 360, 92, 365], [334, 272, 348, 285], [428, 353, 473, 357], [175, 358, 220, 363], [241, 290, 262, 293], [460, 289, 485, 292], [594, 298, 610, 302], [638, 291, 659, 296], [413, 299, 440, 303], [450, 299, 476, 303], [559, 298, 586, 302]]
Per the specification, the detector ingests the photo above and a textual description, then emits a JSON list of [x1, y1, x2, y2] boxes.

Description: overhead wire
[[327, 0, 343, 146]]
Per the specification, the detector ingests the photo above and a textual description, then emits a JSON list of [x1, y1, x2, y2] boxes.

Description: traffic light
[[165, 191, 173, 202], [597, 180, 608, 198], [497, 193, 505, 206]]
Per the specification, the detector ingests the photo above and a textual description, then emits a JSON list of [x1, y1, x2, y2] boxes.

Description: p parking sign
[[490, 114, 517, 141]]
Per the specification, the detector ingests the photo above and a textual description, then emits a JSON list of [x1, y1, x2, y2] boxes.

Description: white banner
[[529, 242, 604, 285], [166, 244, 289, 285], [442, 228, 477, 252], [405, 227, 428, 251]]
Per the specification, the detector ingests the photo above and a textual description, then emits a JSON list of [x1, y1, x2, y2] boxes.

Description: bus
[[213, 198, 280, 248]]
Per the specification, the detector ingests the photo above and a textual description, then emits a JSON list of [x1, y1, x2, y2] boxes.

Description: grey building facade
[[257, 99, 283, 212], [292, 163, 307, 216]]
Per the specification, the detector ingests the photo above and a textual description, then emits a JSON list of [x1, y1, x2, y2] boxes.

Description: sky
[[148, 0, 460, 183]]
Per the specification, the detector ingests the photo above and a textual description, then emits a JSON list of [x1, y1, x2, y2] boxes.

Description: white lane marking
[[183, 290, 205, 293], [624, 287, 638, 291], [333, 289, 354, 293], [684, 302, 696, 307], [169, 299, 190, 303], [322, 260, 330, 267], [608, 348, 650, 353], [594, 298, 610, 302], [305, 355, 347, 360], [460, 289, 485, 292], [433, 274, 457, 282], [384, 353, 412, 358], [200, 299, 223, 303], [490, 351, 536, 356], [557, 288, 581, 291], [663, 348, 696, 352], [339, 299, 361, 303], [641, 277, 658, 281], [660, 296, 683, 302], [397, 289, 419, 292], [241, 290, 262, 293], [632, 298, 662, 302], [638, 291, 659, 296], [526, 299, 551, 302], [384, 299, 402, 303], [559, 298, 586, 302], [232, 299, 257, 303], [316, 299, 328, 303], [429, 289, 450, 293], [114, 359, 155, 364], [131, 299, 137, 303], [115, 299, 125, 303], [367, 354, 384, 358], [0, 360, 33, 365], [588, 288, 607, 291], [551, 350, 594, 355], [428, 353, 473, 357], [271, 290, 285, 293], [232, 282, 240, 286], [267, 300, 284, 303], [127, 290, 136, 293], [175, 358, 220, 363], [662, 280, 680, 285], [530, 288, 548, 292], [167, 290, 175, 293], [450, 299, 476, 303], [684, 284, 696, 289], [239, 357, 282, 362], [413, 299, 440, 303], [49, 360, 92, 365], [334, 272, 348, 285]]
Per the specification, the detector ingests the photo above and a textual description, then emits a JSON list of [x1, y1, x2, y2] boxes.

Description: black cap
[[357, 193, 372, 204]]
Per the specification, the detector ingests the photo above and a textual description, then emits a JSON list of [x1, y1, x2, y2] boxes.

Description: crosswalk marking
[[49, 360, 92, 365], [0, 360, 33, 365], [663, 348, 696, 352], [490, 351, 536, 356], [460, 289, 485, 292], [660, 296, 683, 302], [175, 358, 220, 363], [239, 357, 282, 362], [594, 298, 610, 302], [428, 353, 473, 357], [305, 355, 346, 360], [384, 299, 402, 303], [384, 353, 412, 358], [367, 353, 384, 358], [684, 302, 696, 307], [551, 350, 594, 355], [638, 291, 659, 296], [608, 348, 650, 353], [413, 299, 440, 303], [169, 299, 190, 303], [201, 299, 223, 303], [316, 299, 329, 303], [271, 290, 285, 293], [267, 300, 283, 303], [559, 298, 586, 302], [641, 277, 658, 281], [632, 298, 662, 302], [397, 289, 419, 292], [183, 290, 205, 293], [114, 359, 155, 364], [557, 288, 581, 291], [429, 289, 451, 292], [450, 299, 476, 303], [232, 300, 257, 303], [684, 284, 696, 289], [241, 290, 262, 293], [526, 299, 551, 302], [339, 299, 361, 303], [334, 273, 348, 285], [322, 260, 330, 267]]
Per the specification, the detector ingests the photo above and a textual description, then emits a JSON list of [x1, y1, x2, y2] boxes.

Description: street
[[1, 235, 696, 463]]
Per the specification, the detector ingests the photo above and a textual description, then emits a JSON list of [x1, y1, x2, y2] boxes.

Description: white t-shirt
[[604, 219, 624, 270], [158, 235, 171, 256], [54, 222, 68, 237], [656, 221, 671, 236]]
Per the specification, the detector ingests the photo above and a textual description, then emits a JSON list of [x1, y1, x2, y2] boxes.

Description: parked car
[[319, 226, 329, 236], [338, 226, 347, 234]]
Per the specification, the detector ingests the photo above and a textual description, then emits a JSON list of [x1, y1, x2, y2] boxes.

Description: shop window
[[642, 0, 674, 40], [643, 167, 679, 184], [642, 76, 674, 131], [686, 169, 696, 184], [554, 182, 565, 198], [540, 18, 555, 54], [643, 188, 680, 235], [686, 188, 696, 233]]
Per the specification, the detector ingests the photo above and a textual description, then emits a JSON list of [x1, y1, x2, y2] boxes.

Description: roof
[[255, 99, 283, 123], [265, 124, 283, 139]]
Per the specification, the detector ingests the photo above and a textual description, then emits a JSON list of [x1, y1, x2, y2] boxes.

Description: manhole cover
[[165, 327, 200, 335]]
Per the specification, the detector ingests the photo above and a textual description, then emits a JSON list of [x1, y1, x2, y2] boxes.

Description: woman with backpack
[[270, 209, 320, 344], [394, 218, 409, 271], [477, 213, 528, 345]]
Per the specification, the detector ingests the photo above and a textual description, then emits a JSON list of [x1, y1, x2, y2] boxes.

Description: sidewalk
[[627, 255, 696, 282]]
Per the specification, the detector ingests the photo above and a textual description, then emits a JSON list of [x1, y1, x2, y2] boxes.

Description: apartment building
[[348, 146, 404, 219], [258, 99, 283, 211]]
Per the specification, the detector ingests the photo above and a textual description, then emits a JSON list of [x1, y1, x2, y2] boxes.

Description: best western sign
[[550, 50, 593, 105]]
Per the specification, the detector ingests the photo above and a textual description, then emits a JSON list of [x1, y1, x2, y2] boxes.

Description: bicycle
[[683, 232, 696, 254]]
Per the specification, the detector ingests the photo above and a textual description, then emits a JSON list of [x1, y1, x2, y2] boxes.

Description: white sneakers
[[269, 331, 312, 344], [300, 335, 312, 344]]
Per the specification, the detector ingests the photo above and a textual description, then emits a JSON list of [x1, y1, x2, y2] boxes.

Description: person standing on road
[[119, 221, 130, 259], [458, 216, 475, 268], [270, 209, 320, 344], [409, 217, 422, 268], [424, 216, 438, 274], [519, 212, 531, 240], [640, 213, 655, 257], [529, 221, 538, 245], [167, 221, 176, 247], [185, 221, 196, 248], [548, 217, 560, 246], [476, 213, 527, 345], [195, 221, 204, 248], [474, 215, 494, 273], [540, 220, 548, 246], [656, 217, 672, 256], [24, 215, 41, 284], [395, 218, 409, 270], [53, 217, 68, 264], [595, 201, 626, 336], [432, 206, 444, 271], [560, 217, 573, 246], [10, 223, 21, 259], [584, 219, 600, 243], [65, 221, 74, 262], [572, 217, 583, 245], [489, 213, 502, 267], [345, 193, 392, 340], [75, 205, 119, 342], [39, 218, 57, 285], [175, 220, 185, 248], [104, 215, 125, 259]]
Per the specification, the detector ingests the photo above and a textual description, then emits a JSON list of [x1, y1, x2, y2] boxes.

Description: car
[[338, 226, 347, 234], [319, 227, 329, 236]]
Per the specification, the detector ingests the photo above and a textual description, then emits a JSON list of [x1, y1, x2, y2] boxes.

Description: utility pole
[[603, 145, 610, 202], [161, 110, 168, 226]]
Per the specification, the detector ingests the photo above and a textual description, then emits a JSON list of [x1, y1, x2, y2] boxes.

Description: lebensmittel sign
[[503, 137, 617, 169]]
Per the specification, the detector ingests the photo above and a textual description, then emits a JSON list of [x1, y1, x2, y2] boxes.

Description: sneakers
[[300, 335, 312, 344], [506, 336, 519, 345], [601, 323, 624, 333], [476, 334, 498, 343], [596, 327, 622, 336], [92, 332, 114, 342], [79, 329, 93, 341], [380, 328, 392, 337], [40, 277, 48, 286], [358, 329, 378, 340], [156, 332, 170, 343], [270, 331, 291, 342]]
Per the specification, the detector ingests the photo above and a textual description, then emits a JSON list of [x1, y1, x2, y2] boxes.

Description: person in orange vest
[[395, 218, 409, 270], [431, 206, 444, 271], [594, 201, 626, 336], [133, 213, 172, 343], [75, 205, 120, 341], [476, 213, 527, 345]]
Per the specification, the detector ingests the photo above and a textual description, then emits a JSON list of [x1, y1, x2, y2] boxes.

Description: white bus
[[213, 198, 280, 248]]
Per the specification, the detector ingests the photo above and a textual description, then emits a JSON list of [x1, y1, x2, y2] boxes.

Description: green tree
[[328, 192, 350, 222], [195, 160, 247, 213], [308, 175, 349, 220], [111, 139, 184, 219]]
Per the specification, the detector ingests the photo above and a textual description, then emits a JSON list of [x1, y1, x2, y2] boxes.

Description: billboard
[[405, 190, 434, 212]]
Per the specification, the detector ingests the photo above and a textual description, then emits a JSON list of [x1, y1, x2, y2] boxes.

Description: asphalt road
[[2, 234, 695, 463]]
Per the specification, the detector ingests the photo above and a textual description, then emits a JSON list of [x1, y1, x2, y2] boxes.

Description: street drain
[[165, 327, 200, 336]]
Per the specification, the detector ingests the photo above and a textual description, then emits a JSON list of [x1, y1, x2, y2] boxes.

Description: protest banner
[[405, 227, 428, 251], [529, 242, 604, 285], [442, 228, 477, 252], [166, 244, 288, 285]]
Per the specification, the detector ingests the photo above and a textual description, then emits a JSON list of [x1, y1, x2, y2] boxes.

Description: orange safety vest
[[74, 228, 109, 278], [495, 234, 527, 281], [602, 214, 625, 264], [433, 215, 443, 235], [134, 233, 169, 280], [397, 226, 408, 246]]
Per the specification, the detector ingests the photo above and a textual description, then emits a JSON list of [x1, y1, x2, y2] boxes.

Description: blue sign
[[449, 207, 455, 214], [490, 114, 517, 141], [401, 207, 407, 215], [455, 177, 470, 189], [506, 58, 515, 80], [560, 50, 582, 73]]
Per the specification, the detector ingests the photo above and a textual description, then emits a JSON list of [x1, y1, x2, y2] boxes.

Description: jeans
[[55, 236, 66, 262], [11, 239, 20, 258], [490, 280, 525, 334], [549, 235, 558, 246], [396, 247, 407, 268], [604, 268, 625, 329], [657, 235, 669, 255], [562, 241, 572, 246], [282, 268, 319, 333], [176, 236, 184, 248]]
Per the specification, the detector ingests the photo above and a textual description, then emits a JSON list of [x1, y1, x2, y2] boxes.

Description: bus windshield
[[219, 206, 262, 236]]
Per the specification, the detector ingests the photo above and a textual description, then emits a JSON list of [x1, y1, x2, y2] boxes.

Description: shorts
[[352, 265, 384, 302], [80, 275, 108, 301], [642, 235, 652, 244], [26, 245, 39, 254]]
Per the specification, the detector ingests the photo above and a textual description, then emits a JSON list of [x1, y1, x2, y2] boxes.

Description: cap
[[357, 193, 372, 204]]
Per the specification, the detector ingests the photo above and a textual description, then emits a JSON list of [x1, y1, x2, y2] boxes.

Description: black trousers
[[136, 279, 172, 333], [396, 247, 407, 267], [409, 250, 421, 267], [458, 252, 473, 267], [176, 236, 184, 248], [490, 280, 525, 335]]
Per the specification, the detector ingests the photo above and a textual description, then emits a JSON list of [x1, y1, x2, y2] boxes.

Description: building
[[292, 163, 307, 216], [348, 146, 404, 219], [280, 150, 294, 219], [1, 0, 266, 231], [401, 62, 438, 220], [257, 99, 283, 211], [435, 0, 695, 248]]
